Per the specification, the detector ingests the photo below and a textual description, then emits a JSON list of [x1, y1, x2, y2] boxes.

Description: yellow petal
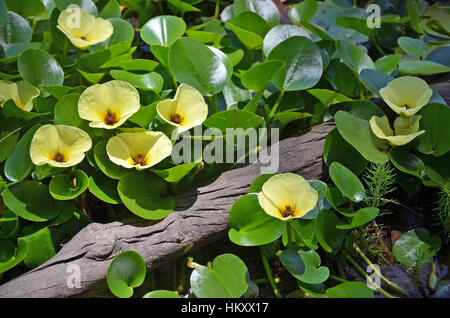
[[0, 80, 40, 111], [78, 80, 140, 129], [106, 131, 173, 169], [369, 115, 394, 139], [385, 131, 425, 146], [30, 124, 92, 167], [258, 173, 318, 221], [379, 76, 432, 117], [156, 83, 208, 133], [393, 115, 422, 136], [57, 8, 113, 49]]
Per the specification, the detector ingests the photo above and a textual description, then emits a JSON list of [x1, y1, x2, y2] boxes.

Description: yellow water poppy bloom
[[379, 76, 433, 117], [30, 124, 92, 168], [369, 115, 425, 147], [106, 131, 173, 169], [156, 83, 208, 134], [78, 80, 140, 129], [57, 7, 113, 49], [0, 80, 39, 111], [258, 173, 318, 221]]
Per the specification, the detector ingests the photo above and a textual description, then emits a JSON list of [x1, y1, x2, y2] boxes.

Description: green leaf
[[49, 170, 89, 200], [94, 140, 130, 180], [20, 224, 56, 268], [307, 89, 353, 107], [226, 22, 263, 50], [0, 239, 27, 273], [315, 209, 345, 253], [397, 36, 428, 58], [393, 228, 441, 267], [417, 103, 450, 157], [120, 59, 159, 72], [2, 181, 60, 222], [0, 129, 19, 164], [107, 250, 146, 298], [54, 93, 83, 127], [100, 0, 121, 19], [190, 253, 249, 298], [279, 248, 329, 284], [0, 238, 15, 263], [336, 207, 379, 229], [336, 40, 375, 75], [329, 162, 365, 202], [54, 0, 98, 15], [375, 54, 401, 75], [232, 11, 271, 38], [389, 147, 425, 179], [323, 128, 368, 176], [141, 15, 186, 47], [110, 70, 163, 92], [0, 11, 32, 43], [228, 194, 286, 246], [289, 0, 318, 24], [5, 0, 45, 17], [335, 110, 389, 164], [399, 60, 450, 75], [143, 290, 180, 298], [304, 180, 329, 220], [4, 124, 40, 182], [95, 18, 134, 49], [18, 49, 64, 87], [263, 25, 310, 57], [151, 162, 198, 183], [169, 37, 228, 96], [233, 0, 280, 27], [204, 109, 264, 132], [0, 210, 19, 239], [128, 101, 158, 129], [326, 282, 374, 298], [0, 0, 7, 27], [117, 171, 175, 220], [78, 69, 105, 84], [3, 100, 50, 122], [268, 36, 322, 91], [359, 69, 394, 97], [241, 60, 285, 92], [335, 16, 373, 37], [88, 171, 121, 204]]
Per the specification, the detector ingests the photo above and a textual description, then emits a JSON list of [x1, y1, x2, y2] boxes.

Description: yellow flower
[[369, 115, 425, 147], [57, 7, 113, 49], [30, 124, 92, 168], [258, 173, 318, 221], [379, 76, 433, 117], [156, 83, 208, 134], [106, 131, 173, 169], [0, 80, 39, 111], [78, 80, 140, 129]]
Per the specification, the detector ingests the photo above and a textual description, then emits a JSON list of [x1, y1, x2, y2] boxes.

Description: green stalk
[[268, 90, 285, 119], [286, 221, 294, 247], [353, 243, 408, 297], [346, 255, 395, 298], [329, 275, 348, 284], [208, 94, 219, 115], [259, 247, 283, 298], [252, 278, 270, 285]]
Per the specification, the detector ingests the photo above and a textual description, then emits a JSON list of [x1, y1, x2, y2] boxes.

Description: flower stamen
[[103, 110, 119, 126], [52, 152, 67, 163], [281, 205, 295, 218], [132, 154, 149, 166], [170, 113, 184, 125]]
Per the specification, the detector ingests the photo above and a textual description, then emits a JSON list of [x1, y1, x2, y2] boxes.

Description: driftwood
[[0, 124, 334, 298]]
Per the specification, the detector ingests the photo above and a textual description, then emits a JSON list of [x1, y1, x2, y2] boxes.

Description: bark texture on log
[[0, 124, 334, 298]]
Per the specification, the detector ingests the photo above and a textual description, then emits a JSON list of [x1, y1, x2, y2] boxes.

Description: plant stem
[[370, 36, 387, 56], [353, 243, 408, 297], [286, 221, 294, 247], [346, 255, 395, 298], [208, 94, 219, 115], [252, 278, 270, 285], [269, 90, 285, 119], [259, 247, 283, 298], [329, 275, 348, 283]]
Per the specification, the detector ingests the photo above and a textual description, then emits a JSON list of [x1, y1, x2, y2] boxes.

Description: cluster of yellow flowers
[[26, 80, 208, 170], [370, 76, 432, 147]]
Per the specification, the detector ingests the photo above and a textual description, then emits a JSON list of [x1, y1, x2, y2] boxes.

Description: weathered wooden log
[[0, 124, 334, 298]]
